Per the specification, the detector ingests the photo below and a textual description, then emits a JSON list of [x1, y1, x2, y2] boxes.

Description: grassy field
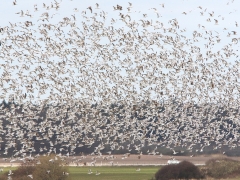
[[0, 167, 17, 174], [1, 166, 240, 180], [0, 166, 158, 180], [69, 166, 158, 180]]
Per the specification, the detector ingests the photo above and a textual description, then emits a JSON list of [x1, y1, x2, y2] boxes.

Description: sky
[[0, 0, 239, 104], [0, 0, 239, 30]]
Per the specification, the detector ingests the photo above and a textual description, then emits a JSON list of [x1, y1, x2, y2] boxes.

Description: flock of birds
[[0, 0, 240, 178]]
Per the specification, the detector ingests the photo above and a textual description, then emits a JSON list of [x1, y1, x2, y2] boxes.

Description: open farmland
[[0, 0, 240, 179]]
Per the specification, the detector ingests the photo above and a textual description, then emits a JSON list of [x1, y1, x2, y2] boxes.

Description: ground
[[69, 166, 158, 180], [1, 154, 240, 179], [0, 166, 157, 180]]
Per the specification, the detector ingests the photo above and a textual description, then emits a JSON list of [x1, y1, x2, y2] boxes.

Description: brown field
[[0, 154, 240, 167]]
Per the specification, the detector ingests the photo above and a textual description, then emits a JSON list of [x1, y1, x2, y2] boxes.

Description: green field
[[69, 166, 158, 180], [1, 166, 240, 180], [0, 166, 158, 180]]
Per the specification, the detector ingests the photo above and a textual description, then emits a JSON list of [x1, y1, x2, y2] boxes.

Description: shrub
[[13, 160, 36, 180], [205, 158, 240, 179], [0, 155, 70, 180], [155, 160, 204, 180], [32, 154, 70, 180], [0, 158, 36, 180]]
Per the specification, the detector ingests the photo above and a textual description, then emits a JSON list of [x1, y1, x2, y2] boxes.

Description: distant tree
[[0, 155, 70, 180], [14, 159, 36, 180], [155, 161, 204, 180], [32, 154, 70, 180], [177, 161, 203, 179], [0, 158, 35, 180], [206, 158, 240, 179]]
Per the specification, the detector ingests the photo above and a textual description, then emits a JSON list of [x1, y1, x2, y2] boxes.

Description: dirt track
[[0, 154, 240, 167], [71, 154, 240, 166]]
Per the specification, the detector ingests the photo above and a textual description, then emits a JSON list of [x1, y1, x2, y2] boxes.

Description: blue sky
[[1, 0, 239, 51], [1, 0, 239, 29], [0, 0, 239, 104]]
